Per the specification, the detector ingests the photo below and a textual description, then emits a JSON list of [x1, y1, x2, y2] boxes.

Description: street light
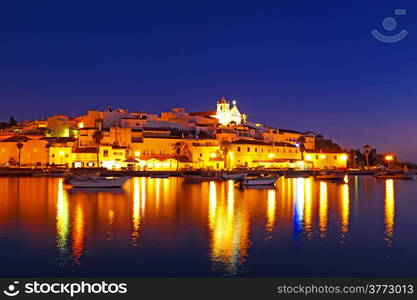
[[385, 155, 393, 169]]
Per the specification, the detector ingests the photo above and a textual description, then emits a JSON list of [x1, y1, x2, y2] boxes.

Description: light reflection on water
[[0, 176, 414, 276], [319, 181, 328, 237], [384, 179, 395, 246]]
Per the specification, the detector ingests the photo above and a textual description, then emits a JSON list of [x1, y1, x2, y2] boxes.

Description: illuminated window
[[74, 162, 82, 168]]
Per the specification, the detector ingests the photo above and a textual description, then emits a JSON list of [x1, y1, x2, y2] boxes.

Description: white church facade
[[214, 97, 245, 126]]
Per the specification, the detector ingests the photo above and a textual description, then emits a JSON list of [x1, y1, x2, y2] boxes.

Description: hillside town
[[0, 97, 348, 171]]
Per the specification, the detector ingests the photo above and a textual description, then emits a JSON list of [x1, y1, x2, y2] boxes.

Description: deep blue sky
[[1, 1, 416, 160]]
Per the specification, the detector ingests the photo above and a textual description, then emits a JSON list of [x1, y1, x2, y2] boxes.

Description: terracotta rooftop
[[0, 135, 31, 142]]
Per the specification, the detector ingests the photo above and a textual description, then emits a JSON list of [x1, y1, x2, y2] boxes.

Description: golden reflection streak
[[304, 178, 312, 236], [209, 181, 249, 274], [141, 177, 146, 216], [319, 182, 328, 236], [208, 181, 217, 228], [108, 210, 115, 225], [131, 177, 141, 246], [227, 180, 234, 217], [72, 202, 85, 266], [56, 179, 69, 254], [155, 178, 161, 209], [266, 189, 276, 234], [384, 179, 395, 246], [341, 183, 350, 235]]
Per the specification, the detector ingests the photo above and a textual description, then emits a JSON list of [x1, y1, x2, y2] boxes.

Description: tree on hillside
[[93, 130, 104, 167], [16, 141, 24, 168], [172, 142, 191, 170], [219, 140, 231, 170], [9, 116, 18, 127]]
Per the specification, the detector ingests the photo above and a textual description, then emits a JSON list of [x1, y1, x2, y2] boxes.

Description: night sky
[[1, 1, 416, 160]]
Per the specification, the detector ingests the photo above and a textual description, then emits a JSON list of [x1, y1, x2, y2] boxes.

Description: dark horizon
[[1, 0, 416, 160]]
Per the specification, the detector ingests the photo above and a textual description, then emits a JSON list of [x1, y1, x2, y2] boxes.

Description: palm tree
[[16, 141, 24, 168], [363, 145, 370, 168], [172, 142, 191, 171], [296, 137, 306, 160], [92, 130, 104, 167], [219, 140, 231, 170], [172, 142, 182, 171]]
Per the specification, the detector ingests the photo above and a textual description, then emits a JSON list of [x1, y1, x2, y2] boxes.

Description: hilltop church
[[214, 97, 245, 125]]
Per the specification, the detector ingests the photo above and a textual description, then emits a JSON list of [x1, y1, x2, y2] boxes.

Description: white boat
[[221, 172, 248, 180], [238, 175, 279, 186], [314, 172, 345, 181], [68, 176, 131, 188], [375, 172, 414, 180]]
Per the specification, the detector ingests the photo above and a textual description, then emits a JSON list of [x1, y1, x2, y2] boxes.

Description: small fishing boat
[[68, 176, 131, 188], [348, 169, 377, 176], [237, 175, 279, 187], [69, 187, 126, 195], [375, 171, 414, 180], [33, 170, 71, 177], [182, 171, 219, 182], [150, 173, 170, 178], [314, 171, 345, 181], [284, 171, 311, 178], [221, 172, 248, 181]]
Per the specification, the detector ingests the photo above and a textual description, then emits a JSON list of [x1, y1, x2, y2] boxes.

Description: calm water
[[0, 176, 416, 277]]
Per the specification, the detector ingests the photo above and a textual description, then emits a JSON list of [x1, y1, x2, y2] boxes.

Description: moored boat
[[33, 170, 71, 177], [182, 171, 219, 182], [237, 175, 279, 187], [284, 171, 311, 178], [68, 176, 131, 188], [221, 172, 248, 181], [150, 173, 170, 178], [375, 171, 414, 180], [314, 171, 345, 181]]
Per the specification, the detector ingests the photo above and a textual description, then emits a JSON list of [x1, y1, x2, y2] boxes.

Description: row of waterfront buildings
[[0, 98, 348, 170]]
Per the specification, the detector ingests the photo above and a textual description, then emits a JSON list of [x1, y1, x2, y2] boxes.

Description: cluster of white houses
[[0, 98, 348, 170]]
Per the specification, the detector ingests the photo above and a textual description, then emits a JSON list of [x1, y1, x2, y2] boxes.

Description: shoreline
[[0, 168, 389, 177]]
